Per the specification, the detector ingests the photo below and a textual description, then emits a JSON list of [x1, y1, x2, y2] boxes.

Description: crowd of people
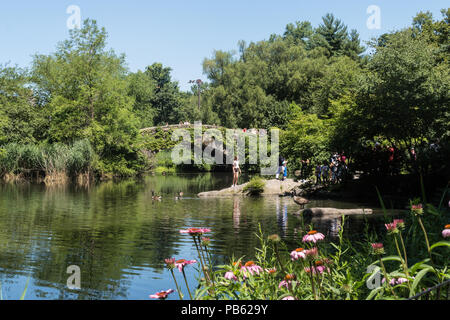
[[275, 152, 349, 185], [315, 152, 348, 185]]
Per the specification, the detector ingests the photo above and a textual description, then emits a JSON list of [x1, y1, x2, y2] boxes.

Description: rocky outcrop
[[292, 207, 373, 217], [290, 181, 326, 197], [197, 178, 304, 197]]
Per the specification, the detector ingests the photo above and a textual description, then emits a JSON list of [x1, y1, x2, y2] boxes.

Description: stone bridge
[[140, 124, 223, 134], [140, 124, 264, 135]]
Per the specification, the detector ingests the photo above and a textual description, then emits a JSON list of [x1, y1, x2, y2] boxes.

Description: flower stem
[[181, 269, 193, 300], [170, 269, 183, 300], [417, 217, 441, 281], [308, 261, 318, 300], [204, 245, 216, 285], [314, 270, 322, 299], [193, 236, 211, 284], [417, 217, 431, 260], [394, 235, 411, 290], [398, 232, 408, 268], [273, 242, 286, 275], [379, 256, 397, 298]]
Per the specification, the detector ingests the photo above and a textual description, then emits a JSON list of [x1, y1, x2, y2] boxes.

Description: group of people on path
[[315, 152, 348, 185], [231, 151, 348, 187]]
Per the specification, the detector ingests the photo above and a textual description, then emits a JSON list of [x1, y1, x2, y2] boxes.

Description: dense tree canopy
[[0, 10, 448, 179], [200, 13, 366, 129]]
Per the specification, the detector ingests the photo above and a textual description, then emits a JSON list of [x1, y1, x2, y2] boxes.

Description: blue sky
[[0, 1, 448, 91]]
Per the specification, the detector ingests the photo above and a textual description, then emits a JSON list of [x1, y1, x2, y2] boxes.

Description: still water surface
[[0, 173, 384, 299]]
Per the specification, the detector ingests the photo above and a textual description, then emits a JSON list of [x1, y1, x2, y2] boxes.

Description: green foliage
[[201, 13, 365, 130], [31, 19, 142, 177], [281, 105, 329, 169], [0, 140, 94, 177], [0, 65, 43, 145], [243, 176, 266, 196], [1, 10, 449, 179]]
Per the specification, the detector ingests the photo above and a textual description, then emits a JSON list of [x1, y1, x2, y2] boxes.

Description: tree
[[0, 65, 41, 144], [31, 19, 143, 175], [202, 50, 234, 86], [144, 63, 185, 125], [281, 104, 330, 168], [127, 70, 157, 128]]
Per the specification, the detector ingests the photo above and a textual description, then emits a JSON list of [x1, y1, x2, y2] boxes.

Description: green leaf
[[410, 267, 433, 297], [430, 241, 450, 251], [409, 259, 430, 273], [366, 286, 384, 300], [370, 255, 402, 266]]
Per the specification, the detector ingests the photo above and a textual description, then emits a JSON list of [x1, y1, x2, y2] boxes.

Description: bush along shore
[[152, 194, 449, 300]]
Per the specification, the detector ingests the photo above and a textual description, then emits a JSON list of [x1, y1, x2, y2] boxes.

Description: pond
[[0, 173, 387, 300]]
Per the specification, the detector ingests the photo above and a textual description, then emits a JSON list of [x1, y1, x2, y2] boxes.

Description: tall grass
[[0, 139, 94, 184]]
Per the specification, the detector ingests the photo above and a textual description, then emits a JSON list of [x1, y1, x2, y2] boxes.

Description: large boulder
[[293, 207, 373, 217], [197, 179, 304, 197]]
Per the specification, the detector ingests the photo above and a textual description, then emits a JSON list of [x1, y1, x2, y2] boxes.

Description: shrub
[[243, 176, 266, 196]]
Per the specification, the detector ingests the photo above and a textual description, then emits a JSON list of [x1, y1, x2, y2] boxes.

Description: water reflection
[[275, 197, 288, 238], [233, 196, 240, 232], [0, 174, 383, 300]]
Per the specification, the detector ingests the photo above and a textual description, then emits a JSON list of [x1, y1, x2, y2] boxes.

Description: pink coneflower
[[149, 289, 174, 300], [442, 225, 450, 238], [382, 277, 410, 285], [305, 247, 318, 258], [265, 267, 277, 274], [371, 243, 385, 255], [201, 237, 211, 246], [179, 227, 211, 236], [411, 204, 423, 215], [304, 267, 313, 274], [290, 248, 306, 261], [174, 259, 197, 272], [282, 296, 295, 300], [315, 265, 330, 274], [164, 258, 176, 269], [224, 271, 238, 281], [278, 280, 290, 289], [302, 230, 325, 243], [382, 278, 397, 286], [396, 277, 409, 284], [279, 274, 295, 289], [385, 221, 399, 234], [305, 265, 329, 275], [240, 261, 263, 277], [393, 219, 405, 230], [278, 280, 291, 289]]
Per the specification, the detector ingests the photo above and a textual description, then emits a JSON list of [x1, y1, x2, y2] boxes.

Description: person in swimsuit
[[232, 156, 242, 187]]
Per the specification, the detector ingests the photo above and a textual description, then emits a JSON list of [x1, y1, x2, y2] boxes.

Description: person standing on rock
[[281, 160, 288, 181], [276, 155, 285, 180], [232, 156, 241, 187]]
